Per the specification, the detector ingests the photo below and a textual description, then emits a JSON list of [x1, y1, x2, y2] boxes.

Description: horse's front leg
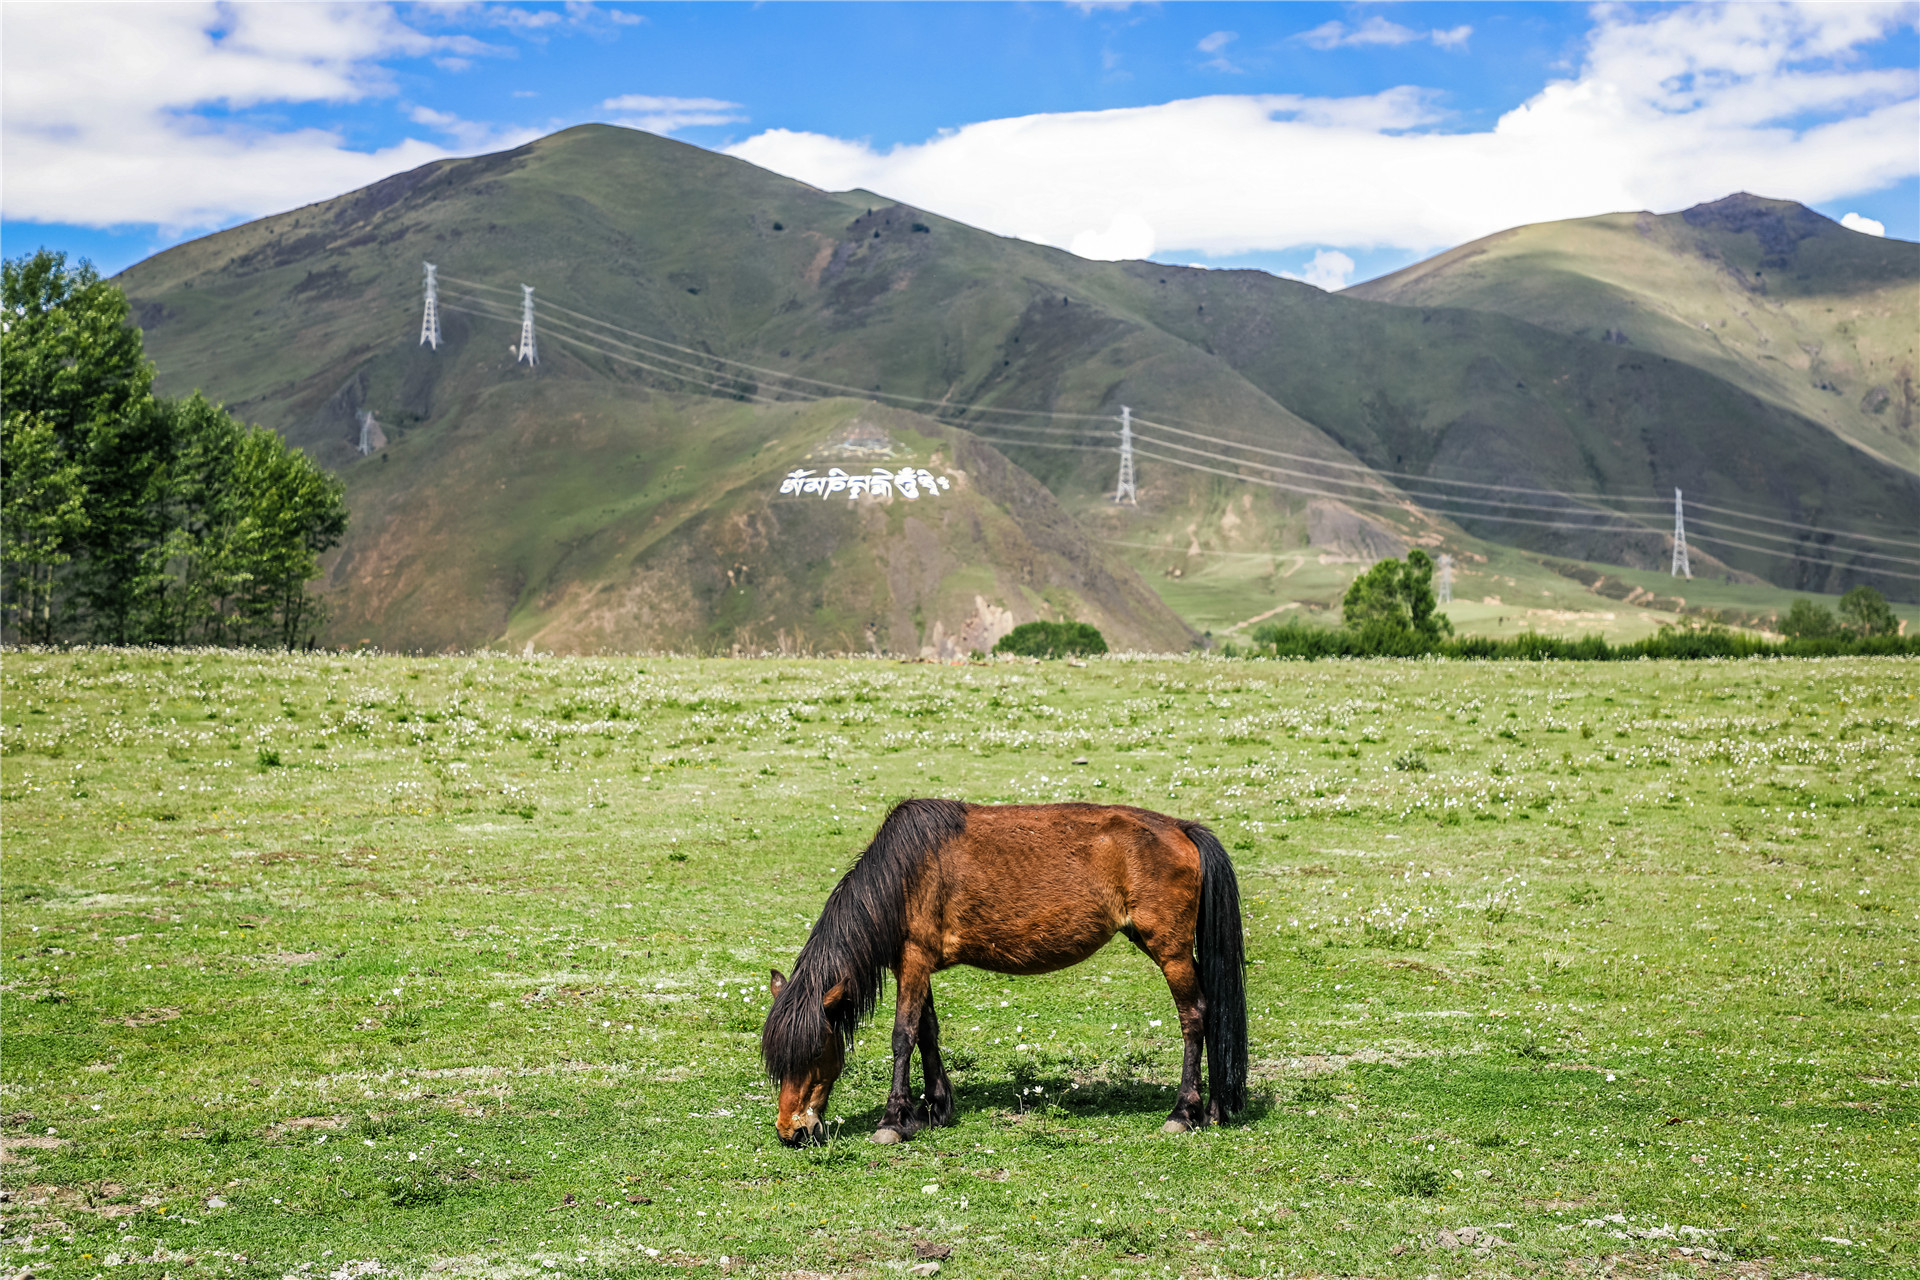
[[915, 987, 955, 1129], [874, 947, 936, 1143]]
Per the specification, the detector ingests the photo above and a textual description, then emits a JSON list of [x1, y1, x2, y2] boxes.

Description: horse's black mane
[[762, 797, 967, 1081]]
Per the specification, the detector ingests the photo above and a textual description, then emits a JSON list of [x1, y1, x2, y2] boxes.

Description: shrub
[[1780, 599, 1838, 639], [1838, 585, 1899, 637], [992, 621, 1108, 658], [1341, 549, 1452, 647]]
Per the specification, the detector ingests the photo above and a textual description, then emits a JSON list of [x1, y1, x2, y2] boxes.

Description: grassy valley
[[4, 649, 1915, 1278]]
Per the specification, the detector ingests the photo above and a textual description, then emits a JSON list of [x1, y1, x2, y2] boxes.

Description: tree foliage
[[1779, 599, 1839, 639], [1837, 585, 1899, 637], [992, 620, 1109, 658], [2, 250, 347, 648], [1340, 549, 1453, 647]]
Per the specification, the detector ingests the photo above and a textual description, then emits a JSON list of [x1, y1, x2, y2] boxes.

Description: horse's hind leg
[[1142, 939, 1209, 1133], [914, 988, 956, 1129]]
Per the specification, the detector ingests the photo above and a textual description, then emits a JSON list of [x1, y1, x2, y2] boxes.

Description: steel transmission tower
[[516, 285, 538, 366], [419, 262, 441, 350], [1113, 405, 1137, 505], [1436, 553, 1453, 604], [1670, 488, 1692, 578]]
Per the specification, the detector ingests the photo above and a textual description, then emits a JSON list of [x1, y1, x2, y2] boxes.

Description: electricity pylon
[[516, 285, 537, 366], [419, 262, 440, 350], [1671, 488, 1692, 578], [1113, 405, 1137, 505]]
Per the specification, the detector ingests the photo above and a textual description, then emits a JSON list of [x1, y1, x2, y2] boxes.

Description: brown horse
[[762, 798, 1247, 1146]]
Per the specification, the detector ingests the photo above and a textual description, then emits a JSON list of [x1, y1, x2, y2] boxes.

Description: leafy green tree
[[3, 250, 347, 649], [148, 394, 347, 648], [1837, 585, 1899, 637], [1, 410, 89, 643], [226, 421, 348, 649], [1779, 599, 1838, 639], [992, 620, 1108, 658], [3, 249, 171, 641], [1341, 549, 1453, 649]]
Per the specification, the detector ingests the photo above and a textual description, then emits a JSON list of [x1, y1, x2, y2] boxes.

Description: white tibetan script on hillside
[[778, 467, 951, 500]]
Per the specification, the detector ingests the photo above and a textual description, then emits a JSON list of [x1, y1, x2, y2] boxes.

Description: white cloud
[[1840, 211, 1887, 236], [1280, 249, 1356, 291], [1296, 17, 1471, 52], [409, 105, 508, 150], [1070, 211, 1155, 260], [600, 94, 748, 135], [726, 3, 1917, 261], [0, 3, 531, 229], [1197, 30, 1240, 73]]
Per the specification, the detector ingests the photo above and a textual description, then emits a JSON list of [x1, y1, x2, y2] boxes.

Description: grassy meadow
[[2, 649, 1916, 1279]]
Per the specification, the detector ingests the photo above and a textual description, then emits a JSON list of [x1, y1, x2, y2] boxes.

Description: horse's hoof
[[870, 1128, 905, 1145], [1161, 1119, 1191, 1134]]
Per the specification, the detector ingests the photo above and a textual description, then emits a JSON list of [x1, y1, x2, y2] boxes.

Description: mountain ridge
[[1344, 192, 1920, 475], [110, 125, 1919, 653]]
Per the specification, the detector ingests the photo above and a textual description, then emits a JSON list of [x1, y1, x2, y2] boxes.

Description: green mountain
[[113, 126, 1920, 655], [1344, 193, 1920, 475]]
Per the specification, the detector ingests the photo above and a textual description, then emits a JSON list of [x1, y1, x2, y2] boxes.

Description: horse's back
[[917, 802, 1200, 974]]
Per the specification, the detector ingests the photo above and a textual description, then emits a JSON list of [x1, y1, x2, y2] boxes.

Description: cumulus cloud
[[1280, 249, 1357, 291], [726, 3, 1917, 261], [1841, 211, 1887, 236], [1296, 17, 1472, 52], [0, 3, 533, 229], [601, 94, 748, 135]]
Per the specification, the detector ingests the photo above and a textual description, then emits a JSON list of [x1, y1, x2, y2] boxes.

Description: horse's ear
[[769, 969, 786, 1000], [822, 981, 847, 1012]]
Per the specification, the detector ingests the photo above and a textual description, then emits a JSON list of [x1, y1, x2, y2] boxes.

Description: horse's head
[[764, 969, 847, 1146]]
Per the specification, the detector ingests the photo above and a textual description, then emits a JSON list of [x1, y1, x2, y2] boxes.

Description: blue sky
[[3, 2, 1915, 286]]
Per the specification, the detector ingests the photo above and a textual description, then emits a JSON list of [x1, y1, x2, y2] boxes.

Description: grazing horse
[[762, 798, 1247, 1146]]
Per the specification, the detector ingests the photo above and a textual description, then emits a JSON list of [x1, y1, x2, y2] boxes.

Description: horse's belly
[[939, 897, 1119, 975]]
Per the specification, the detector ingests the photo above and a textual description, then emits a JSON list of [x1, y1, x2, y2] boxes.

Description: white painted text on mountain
[[779, 468, 952, 500]]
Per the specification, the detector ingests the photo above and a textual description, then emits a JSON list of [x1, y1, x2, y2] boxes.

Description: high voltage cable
[[441, 274, 1115, 423], [1135, 413, 1918, 550], [1133, 431, 1637, 521], [444, 276, 1912, 552], [439, 300, 787, 405], [1130, 429, 1920, 569], [435, 278, 1916, 570], [1127, 446, 1664, 536], [1137, 412, 1918, 548]]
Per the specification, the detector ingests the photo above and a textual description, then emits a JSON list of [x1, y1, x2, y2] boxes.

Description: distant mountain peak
[[1680, 192, 1833, 255]]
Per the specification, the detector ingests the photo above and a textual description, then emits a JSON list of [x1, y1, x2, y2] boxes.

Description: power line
[[1126, 444, 1920, 581], [1135, 412, 1918, 550], [439, 273, 1913, 554], [440, 273, 1119, 424], [1129, 427, 1920, 570], [427, 275, 1920, 575]]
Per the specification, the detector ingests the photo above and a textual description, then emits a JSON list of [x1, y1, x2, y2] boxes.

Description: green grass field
[[3, 650, 1916, 1279]]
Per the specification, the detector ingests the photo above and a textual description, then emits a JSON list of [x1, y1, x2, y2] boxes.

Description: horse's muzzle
[[778, 1119, 827, 1147]]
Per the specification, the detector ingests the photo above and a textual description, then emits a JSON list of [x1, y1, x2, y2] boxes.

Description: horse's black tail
[[1186, 822, 1248, 1117]]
